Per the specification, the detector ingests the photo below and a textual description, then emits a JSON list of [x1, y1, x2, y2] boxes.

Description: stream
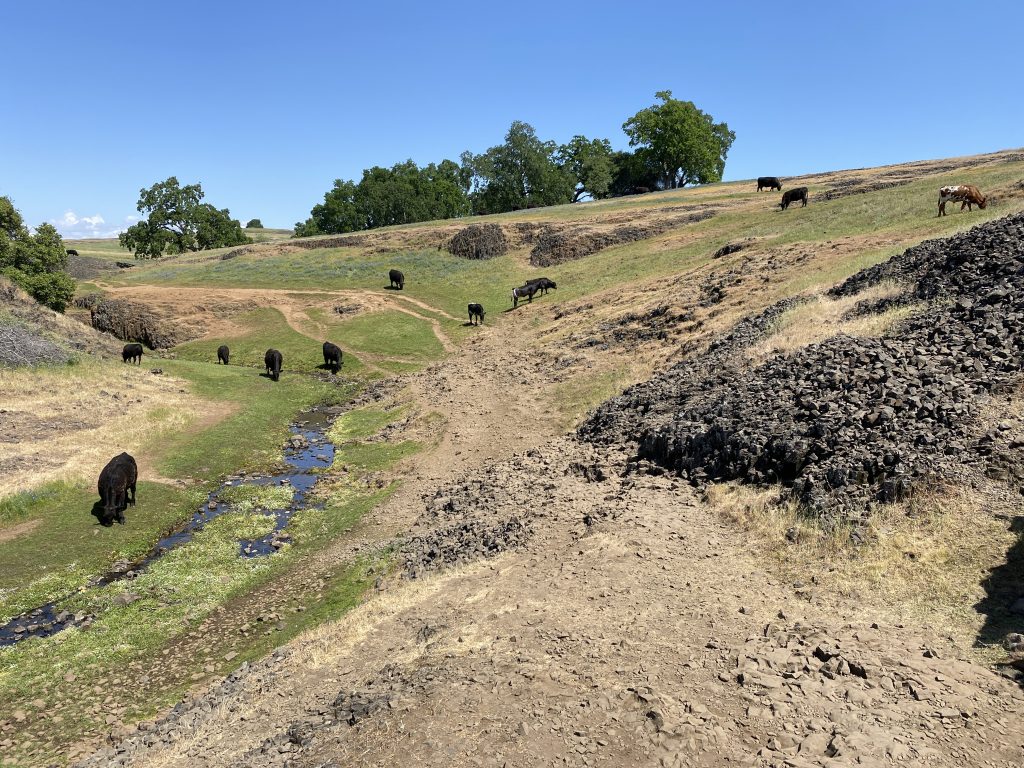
[[0, 409, 336, 648]]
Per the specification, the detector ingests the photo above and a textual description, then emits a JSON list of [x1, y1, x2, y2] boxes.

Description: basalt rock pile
[[446, 223, 508, 260], [529, 210, 715, 267], [582, 213, 1024, 525], [89, 298, 188, 349]]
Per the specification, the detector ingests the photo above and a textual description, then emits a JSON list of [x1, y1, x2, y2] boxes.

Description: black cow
[[264, 348, 282, 381], [757, 176, 783, 192], [780, 187, 808, 210], [66, 248, 79, 257], [468, 303, 485, 325], [122, 343, 143, 364], [97, 452, 137, 526], [217, 345, 230, 365], [526, 277, 557, 295], [322, 341, 343, 372], [389, 269, 405, 290], [511, 284, 539, 308]]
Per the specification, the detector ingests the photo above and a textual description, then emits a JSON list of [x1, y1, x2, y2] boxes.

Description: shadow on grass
[[383, 284, 403, 291], [974, 514, 1024, 686]]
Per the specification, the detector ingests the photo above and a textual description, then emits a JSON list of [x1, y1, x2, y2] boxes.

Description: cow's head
[[979, 196, 988, 209]]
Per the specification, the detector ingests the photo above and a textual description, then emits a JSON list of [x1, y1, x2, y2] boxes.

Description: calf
[[97, 452, 137, 526], [389, 269, 405, 290], [264, 348, 282, 381], [757, 176, 782, 192], [322, 341, 343, 372], [66, 248, 79, 257], [512, 283, 539, 308], [780, 187, 808, 210], [122, 343, 143, 364], [525, 277, 557, 295], [217, 345, 230, 365], [938, 184, 987, 216], [468, 303, 485, 325]]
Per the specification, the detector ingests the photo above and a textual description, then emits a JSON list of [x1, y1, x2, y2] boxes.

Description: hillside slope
[[3, 150, 1024, 767], [73, 212, 1024, 767]]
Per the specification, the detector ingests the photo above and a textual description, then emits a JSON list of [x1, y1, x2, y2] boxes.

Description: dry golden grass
[[0, 363, 209, 496], [744, 282, 918, 362], [705, 481, 1017, 650]]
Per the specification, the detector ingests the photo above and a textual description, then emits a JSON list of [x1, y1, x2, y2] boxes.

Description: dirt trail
[[79, 439, 1024, 768], [74, 300, 1024, 768]]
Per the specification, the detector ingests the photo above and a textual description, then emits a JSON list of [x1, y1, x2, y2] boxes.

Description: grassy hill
[[2, 149, 1023, 765]]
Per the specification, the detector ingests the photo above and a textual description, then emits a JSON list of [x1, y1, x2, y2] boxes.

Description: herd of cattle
[[759, 177, 987, 216], [100, 178, 989, 526]]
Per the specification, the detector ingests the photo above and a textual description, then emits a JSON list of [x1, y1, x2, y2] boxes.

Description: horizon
[[3, 0, 1022, 237]]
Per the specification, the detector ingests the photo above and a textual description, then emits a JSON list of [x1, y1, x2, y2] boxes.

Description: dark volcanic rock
[[90, 299, 182, 349], [447, 223, 508, 260], [530, 210, 715, 267], [581, 213, 1024, 525]]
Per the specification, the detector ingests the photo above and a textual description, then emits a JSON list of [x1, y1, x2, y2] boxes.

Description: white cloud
[[51, 209, 129, 239]]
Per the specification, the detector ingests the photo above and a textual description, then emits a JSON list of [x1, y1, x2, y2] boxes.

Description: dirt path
[[95, 283, 461, 359]]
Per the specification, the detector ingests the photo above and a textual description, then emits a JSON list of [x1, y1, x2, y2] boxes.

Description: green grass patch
[[173, 307, 368, 375], [325, 309, 445, 361], [0, 480, 202, 622], [328, 407, 406, 444], [334, 441, 421, 473], [149, 357, 353, 479], [218, 483, 295, 513]]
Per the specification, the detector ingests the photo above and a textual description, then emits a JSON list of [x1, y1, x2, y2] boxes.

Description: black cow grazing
[[526, 277, 557, 295], [322, 341, 343, 372], [122, 343, 143, 364], [264, 348, 283, 381], [389, 269, 405, 290], [468, 303, 485, 325], [780, 187, 808, 210], [97, 452, 138, 526], [511, 283, 539, 308], [66, 248, 79, 257], [217, 345, 230, 365], [757, 176, 783, 192]]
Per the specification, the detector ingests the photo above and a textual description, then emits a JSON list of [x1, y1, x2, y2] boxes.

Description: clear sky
[[3, 1, 1022, 237]]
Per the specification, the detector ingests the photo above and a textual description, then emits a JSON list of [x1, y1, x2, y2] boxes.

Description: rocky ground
[[66, 215, 1024, 768], [73, 439, 1024, 768], [582, 212, 1024, 529]]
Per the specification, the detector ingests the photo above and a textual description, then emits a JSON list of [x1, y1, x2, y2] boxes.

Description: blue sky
[[3, 1, 1022, 237]]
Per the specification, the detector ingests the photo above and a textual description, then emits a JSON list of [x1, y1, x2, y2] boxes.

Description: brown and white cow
[[938, 185, 987, 216]]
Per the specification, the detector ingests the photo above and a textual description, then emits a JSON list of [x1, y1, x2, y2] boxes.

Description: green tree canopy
[[294, 159, 470, 236], [608, 150, 662, 196], [622, 91, 735, 189], [245, 218, 263, 228], [118, 177, 249, 258], [558, 135, 615, 202], [461, 121, 575, 214], [0, 196, 75, 311]]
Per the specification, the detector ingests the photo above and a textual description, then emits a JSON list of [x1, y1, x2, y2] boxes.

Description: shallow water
[[0, 409, 336, 647]]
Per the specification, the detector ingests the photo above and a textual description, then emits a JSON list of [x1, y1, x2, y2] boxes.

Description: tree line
[[1, 196, 75, 311], [295, 91, 734, 236], [111, 91, 733, 260]]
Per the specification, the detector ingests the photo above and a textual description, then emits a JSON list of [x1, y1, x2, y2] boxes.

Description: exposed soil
[[0, 519, 41, 545]]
